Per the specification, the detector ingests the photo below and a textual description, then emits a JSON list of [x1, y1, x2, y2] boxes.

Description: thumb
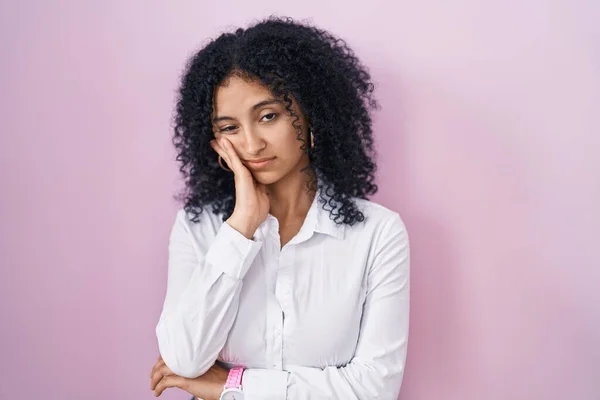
[[153, 375, 189, 396]]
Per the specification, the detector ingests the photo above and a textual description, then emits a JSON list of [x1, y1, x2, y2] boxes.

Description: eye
[[261, 113, 277, 122], [218, 125, 237, 133]]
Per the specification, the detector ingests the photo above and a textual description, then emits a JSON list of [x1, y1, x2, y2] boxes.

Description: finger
[[150, 359, 161, 378], [150, 364, 173, 390], [150, 358, 165, 378], [210, 138, 225, 155], [210, 140, 234, 167], [219, 138, 245, 172], [154, 375, 188, 397]]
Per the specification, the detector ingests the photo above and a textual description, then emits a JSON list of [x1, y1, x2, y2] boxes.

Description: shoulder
[[170, 207, 225, 247], [349, 198, 410, 274], [349, 197, 408, 242], [354, 197, 407, 228], [174, 206, 224, 228]]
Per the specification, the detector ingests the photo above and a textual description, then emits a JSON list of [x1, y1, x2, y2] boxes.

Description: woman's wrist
[[226, 214, 259, 240], [207, 364, 230, 400]]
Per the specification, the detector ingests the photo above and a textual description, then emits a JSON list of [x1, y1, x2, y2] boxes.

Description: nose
[[242, 127, 266, 156]]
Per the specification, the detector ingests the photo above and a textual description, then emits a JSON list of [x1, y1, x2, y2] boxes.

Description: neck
[[266, 166, 317, 222]]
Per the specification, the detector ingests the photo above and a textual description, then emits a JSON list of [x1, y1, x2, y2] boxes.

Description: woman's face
[[211, 75, 310, 185]]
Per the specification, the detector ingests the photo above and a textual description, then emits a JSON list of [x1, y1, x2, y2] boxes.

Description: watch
[[219, 366, 245, 400]]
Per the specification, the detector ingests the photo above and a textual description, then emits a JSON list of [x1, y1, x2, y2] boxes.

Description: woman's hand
[[211, 137, 270, 239], [150, 356, 228, 399]]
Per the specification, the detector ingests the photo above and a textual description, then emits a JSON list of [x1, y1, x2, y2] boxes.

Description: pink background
[[1, 1, 598, 399]]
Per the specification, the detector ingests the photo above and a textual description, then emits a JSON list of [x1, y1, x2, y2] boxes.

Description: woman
[[149, 16, 410, 400]]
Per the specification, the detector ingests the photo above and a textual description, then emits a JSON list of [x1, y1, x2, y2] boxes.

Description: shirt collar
[[301, 186, 346, 241], [262, 185, 347, 245]]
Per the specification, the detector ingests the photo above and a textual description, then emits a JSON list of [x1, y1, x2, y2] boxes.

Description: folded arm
[[242, 214, 411, 399], [156, 211, 262, 378]]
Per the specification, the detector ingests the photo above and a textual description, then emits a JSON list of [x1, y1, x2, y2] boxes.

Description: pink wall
[[1, 1, 598, 399]]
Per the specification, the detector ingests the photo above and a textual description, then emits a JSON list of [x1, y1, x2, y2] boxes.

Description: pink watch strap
[[224, 366, 244, 389]]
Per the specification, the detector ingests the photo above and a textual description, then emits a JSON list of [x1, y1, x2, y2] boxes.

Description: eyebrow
[[212, 99, 283, 123]]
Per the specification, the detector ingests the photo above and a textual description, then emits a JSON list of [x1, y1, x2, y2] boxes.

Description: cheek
[[264, 120, 307, 155], [278, 135, 304, 157]]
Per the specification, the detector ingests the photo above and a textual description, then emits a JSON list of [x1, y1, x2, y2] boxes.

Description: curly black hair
[[172, 15, 379, 226]]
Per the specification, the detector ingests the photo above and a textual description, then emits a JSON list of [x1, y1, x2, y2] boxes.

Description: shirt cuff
[[242, 368, 288, 399], [205, 221, 263, 280]]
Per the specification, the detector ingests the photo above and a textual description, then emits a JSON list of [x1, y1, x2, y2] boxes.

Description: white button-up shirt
[[156, 190, 410, 399]]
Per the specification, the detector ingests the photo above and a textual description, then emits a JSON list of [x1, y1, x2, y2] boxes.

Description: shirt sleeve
[[241, 214, 410, 400], [155, 210, 263, 378]]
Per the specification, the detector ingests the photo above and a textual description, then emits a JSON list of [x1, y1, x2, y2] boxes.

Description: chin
[[251, 170, 284, 185]]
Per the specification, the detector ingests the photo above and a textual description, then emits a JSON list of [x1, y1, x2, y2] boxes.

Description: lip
[[244, 157, 276, 169]]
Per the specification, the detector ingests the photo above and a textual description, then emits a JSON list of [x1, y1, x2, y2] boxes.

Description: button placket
[[275, 246, 295, 369], [263, 217, 283, 370]]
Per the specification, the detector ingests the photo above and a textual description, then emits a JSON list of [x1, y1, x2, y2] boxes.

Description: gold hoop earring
[[218, 155, 232, 172], [310, 128, 315, 150]]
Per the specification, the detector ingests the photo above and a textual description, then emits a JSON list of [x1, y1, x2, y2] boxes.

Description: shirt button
[[273, 329, 281, 337]]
